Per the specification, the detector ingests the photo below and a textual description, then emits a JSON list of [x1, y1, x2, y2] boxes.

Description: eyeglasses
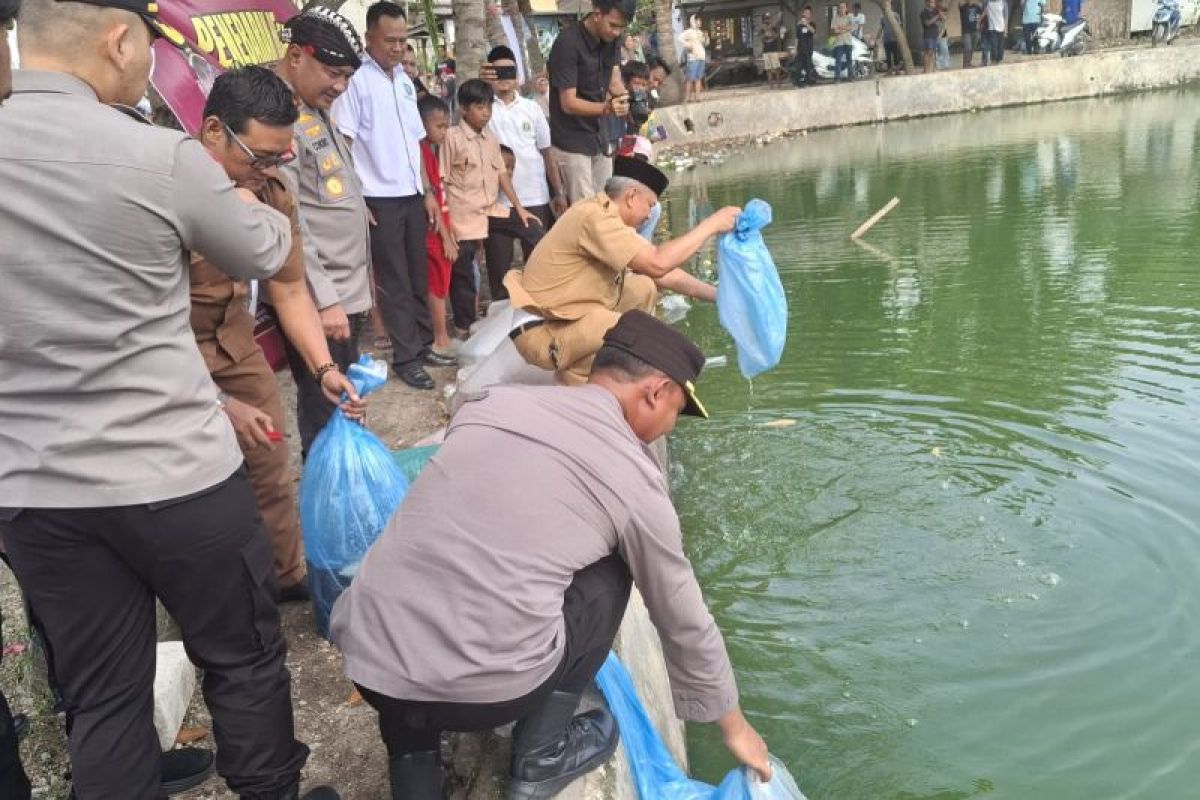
[[223, 122, 296, 170]]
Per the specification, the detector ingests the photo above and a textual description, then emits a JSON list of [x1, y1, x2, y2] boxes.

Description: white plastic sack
[[458, 300, 514, 366]]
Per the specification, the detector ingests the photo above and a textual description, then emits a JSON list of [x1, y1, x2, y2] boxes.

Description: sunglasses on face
[[223, 122, 296, 170]]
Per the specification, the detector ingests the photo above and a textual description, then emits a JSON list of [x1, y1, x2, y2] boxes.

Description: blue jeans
[[833, 44, 852, 80]]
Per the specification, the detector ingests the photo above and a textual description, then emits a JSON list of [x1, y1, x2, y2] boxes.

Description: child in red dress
[[418, 95, 459, 355]]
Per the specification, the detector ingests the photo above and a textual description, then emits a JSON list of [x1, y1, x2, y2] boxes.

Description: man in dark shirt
[[920, 0, 944, 73], [790, 6, 817, 87], [960, 0, 983, 66], [759, 11, 785, 88], [548, 0, 634, 204]]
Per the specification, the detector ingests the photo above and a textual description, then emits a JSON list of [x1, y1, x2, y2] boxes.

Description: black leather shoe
[[422, 350, 458, 368], [397, 364, 436, 390], [277, 577, 310, 604], [301, 788, 340, 800], [389, 750, 442, 800], [507, 691, 619, 799], [161, 747, 215, 795], [12, 712, 29, 740]]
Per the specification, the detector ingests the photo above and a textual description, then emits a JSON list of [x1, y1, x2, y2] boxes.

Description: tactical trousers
[[210, 346, 305, 588], [284, 312, 366, 459], [0, 469, 308, 800], [359, 554, 632, 756]]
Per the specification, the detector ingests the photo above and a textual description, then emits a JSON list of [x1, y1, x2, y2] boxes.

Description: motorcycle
[[1034, 12, 1089, 56], [808, 36, 875, 81], [1151, 0, 1182, 45]]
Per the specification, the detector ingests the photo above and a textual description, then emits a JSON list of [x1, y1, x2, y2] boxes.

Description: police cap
[[0, 0, 19, 24], [602, 310, 709, 418], [54, 0, 159, 25], [281, 7, 363, 70]]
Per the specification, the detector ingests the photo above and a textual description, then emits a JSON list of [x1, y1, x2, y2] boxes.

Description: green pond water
[[663, 87, 1200, 799]]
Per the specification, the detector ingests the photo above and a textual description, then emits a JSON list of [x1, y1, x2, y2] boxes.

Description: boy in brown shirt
[[441, 78, 538, 333]]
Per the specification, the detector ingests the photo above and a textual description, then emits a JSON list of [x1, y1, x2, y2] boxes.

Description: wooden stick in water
[[850, 196, 900, 240]]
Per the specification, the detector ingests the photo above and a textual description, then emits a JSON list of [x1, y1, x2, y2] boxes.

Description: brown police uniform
[[190, 176, 306, 589], [504, 193, 656, 384]]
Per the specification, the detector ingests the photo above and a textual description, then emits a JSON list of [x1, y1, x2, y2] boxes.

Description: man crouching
[[330, 311, 770, 798]]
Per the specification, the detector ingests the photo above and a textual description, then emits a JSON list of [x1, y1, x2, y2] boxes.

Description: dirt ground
[[0, 338, 469, 799]]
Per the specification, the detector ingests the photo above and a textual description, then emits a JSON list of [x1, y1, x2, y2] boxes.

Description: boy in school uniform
[[441, 79, 538, 333], [418, 95, 459, 357]]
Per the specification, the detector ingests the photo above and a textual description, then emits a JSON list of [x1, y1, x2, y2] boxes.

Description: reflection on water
[[666, 88, 1200, 799]]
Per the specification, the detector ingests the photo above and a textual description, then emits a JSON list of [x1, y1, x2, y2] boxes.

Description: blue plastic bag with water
[[299, 355, 408, 639], [595, 653, 807, 800], [716, 199, 788, 380]]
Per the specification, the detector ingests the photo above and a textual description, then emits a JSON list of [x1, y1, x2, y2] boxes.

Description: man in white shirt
[[333, 0, 454, 391], [482, 45, 566, 304]]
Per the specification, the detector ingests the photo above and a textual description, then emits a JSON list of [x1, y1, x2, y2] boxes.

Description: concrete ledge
[[153, 641, 196, 752], [656, 41, 1200, 146]]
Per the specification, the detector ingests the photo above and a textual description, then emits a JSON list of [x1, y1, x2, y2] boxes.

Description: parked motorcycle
[[809, 36, 875, 81], [1034, 13, 1089, 56], [1151, 0, 1182, 45]]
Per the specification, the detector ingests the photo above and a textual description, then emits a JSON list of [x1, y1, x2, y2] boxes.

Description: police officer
[[505, 156, 735, 384], [274, 8, 374, 457], [191, 66, 369, 601], [0, 0, 335, 797]]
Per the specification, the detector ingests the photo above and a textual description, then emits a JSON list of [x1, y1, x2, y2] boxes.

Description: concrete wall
[[655, 39, 1200, 146]]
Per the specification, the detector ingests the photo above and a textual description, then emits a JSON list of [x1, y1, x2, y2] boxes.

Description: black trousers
[[284, 310, 366, 459], [0, 605, 32, 800], [359, 554, 632, 756], [367, 195, 433, 369], [0, 469, 307, 800], [482, 205, 551, 304], [792, 49, 815, 85], [449, 238, 482, 331]]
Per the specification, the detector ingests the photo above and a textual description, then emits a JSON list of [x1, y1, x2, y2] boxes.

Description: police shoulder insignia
[[305, 124, 323, 138]]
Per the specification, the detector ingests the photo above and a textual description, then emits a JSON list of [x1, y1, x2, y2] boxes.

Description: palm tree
[[874, 0, 915, 72], [452, 0, 486, 79], [652, 0, 684, 105], [507, 0, 546, 88]]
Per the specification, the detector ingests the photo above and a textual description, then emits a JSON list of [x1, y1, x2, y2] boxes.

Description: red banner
[[151, 0, 300, 135]]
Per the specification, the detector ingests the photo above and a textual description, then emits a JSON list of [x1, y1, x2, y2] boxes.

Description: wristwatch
[[216, 391, 230, 411]]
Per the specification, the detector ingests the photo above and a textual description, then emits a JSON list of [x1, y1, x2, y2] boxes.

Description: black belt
[[508, 319, 546, 340]]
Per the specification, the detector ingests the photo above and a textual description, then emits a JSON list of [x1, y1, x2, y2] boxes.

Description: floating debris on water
[[930, 446, 943, 458], [960, 619, 970, 629], [760, 419, 797, 429], [906, 718, 919, 728], [1039, 572, 1062, 587], [704, 355, 728, 368]]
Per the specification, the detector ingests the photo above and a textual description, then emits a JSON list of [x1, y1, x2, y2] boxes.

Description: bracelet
[[314, 362, 340, 383]]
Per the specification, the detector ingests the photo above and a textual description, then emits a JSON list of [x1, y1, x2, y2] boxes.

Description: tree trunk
[[453, 0, 487, 79], [485, 1, 508, 49], [420, 0, 441, 55], [507, 0, 546, 89], [874, 1, 916, 72], [652, 0, 684, 106]]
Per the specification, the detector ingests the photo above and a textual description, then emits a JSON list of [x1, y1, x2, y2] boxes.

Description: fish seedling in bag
[[299, 355, 408, 638], [716, 199, 788, 380]]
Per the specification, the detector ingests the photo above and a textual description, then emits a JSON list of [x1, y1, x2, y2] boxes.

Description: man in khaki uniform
[[191, 67, 366, 600], [275, 7, 373, 456], [506, 156, 739, 384]]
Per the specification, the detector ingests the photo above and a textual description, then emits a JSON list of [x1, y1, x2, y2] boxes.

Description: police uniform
[[0, 23, 311, 798], [505, 193, 658, 384], [280, 98, 373, 454], [190, 176, 308, 589]]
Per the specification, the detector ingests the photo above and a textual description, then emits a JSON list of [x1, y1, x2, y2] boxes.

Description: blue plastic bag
[[595, 653, 807, 800], [299, 356, 408, 638], [716, 199, 788, 380]]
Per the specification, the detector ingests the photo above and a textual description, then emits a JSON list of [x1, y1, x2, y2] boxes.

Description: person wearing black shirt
[[759, 11, 785, 88], [960, 0, 983, 67], [790, 6, 817, 87], [547, 0, 634, 204], [919, 0, 944, 73]]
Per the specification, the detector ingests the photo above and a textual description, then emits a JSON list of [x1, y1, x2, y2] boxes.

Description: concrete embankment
[[655, 40, 1200, 147]]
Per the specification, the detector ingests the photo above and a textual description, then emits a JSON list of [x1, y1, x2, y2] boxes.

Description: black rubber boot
[[278, 785, 340, 800], [507, 691, 619, 800], [388, 750, 442, 800], [161, 747, 216, 795]]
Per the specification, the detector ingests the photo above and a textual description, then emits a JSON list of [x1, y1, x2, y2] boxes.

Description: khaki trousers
[[555, 149, 614, 205], [513, 273, 657, 385], [210, 347, 306, 588]]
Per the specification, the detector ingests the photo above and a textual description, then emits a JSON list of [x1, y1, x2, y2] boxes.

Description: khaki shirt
[[191, 177, 304, 370], [0, 71, 292, 508], [440, 121, 507, 241], [503, 193, 649, 321], [280, 100, 372, 315], [331, 384, 739, 722]]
